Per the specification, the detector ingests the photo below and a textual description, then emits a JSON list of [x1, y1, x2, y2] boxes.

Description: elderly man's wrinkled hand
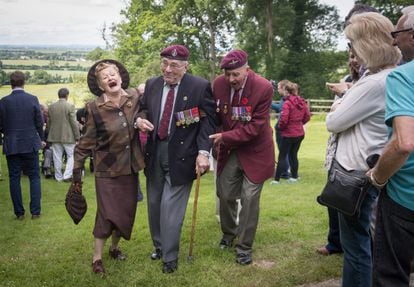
[[209, 133, 223, 145], [196, 154, 210, 175]]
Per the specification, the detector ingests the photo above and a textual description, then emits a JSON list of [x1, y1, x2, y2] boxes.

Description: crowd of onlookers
[[1, 3, 414, 286], [314, 4, 414, 287]]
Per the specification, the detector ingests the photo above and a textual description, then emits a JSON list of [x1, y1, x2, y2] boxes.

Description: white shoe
[[287, 178, 298, 183], [270, 180, 280, 185]]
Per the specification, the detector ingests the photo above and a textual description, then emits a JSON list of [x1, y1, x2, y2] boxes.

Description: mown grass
[[3, 69, 87, 78], [0, 83, 94, 108], [0, 117, 342, 287], [2, 59, 94, 68]]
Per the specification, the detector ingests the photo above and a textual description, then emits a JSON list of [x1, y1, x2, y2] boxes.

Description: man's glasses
[[347, 42, 352, 49], [160, 61, 186, 70], [391, 27, 413, 39]]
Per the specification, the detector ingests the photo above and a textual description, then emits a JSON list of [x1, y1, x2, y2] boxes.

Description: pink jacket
[[278, 94, 310, 137]]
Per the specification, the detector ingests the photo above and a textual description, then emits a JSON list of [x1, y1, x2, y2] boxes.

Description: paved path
[[297, 278, 341, 287]]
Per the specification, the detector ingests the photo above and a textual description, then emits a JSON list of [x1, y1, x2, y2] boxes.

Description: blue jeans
[[275, 127, 290, 176], [339, 185, 377, 287], [6, 152, 42, 216], [274, 136, 304, 180], [372, 189, 414, 287], [326, 207, 342, 253]]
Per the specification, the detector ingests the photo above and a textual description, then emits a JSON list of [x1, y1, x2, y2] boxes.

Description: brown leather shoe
[[92, 259, 105, 274], [109, 248, 127, 260], [316, 246, 330, 256]]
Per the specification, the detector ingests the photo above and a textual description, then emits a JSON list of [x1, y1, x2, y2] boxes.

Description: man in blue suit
[[0, 71, 45, 220]]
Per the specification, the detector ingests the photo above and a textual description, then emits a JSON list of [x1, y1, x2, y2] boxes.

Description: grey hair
[[401, 6, 414, 29]]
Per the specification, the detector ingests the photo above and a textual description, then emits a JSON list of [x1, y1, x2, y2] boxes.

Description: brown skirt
[[93, 174, 138, 240]]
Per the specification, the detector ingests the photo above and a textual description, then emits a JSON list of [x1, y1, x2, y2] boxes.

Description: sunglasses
[[391, 27, 413, 39]]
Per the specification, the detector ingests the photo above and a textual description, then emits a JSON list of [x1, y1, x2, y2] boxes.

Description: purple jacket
[[278, 94, 310, 137]]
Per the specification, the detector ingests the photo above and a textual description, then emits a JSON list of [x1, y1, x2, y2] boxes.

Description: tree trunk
[[207, 15, 217, 82]]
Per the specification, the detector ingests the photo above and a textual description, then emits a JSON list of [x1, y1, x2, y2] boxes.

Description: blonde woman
[[326, 12, 401, 287]]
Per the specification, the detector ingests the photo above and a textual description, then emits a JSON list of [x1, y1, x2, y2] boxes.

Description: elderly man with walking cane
[[135, 44, 217, 273]]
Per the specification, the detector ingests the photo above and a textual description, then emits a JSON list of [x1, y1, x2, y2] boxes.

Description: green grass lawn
[[0, 117, 342, 287], [3, 69, 87, 78], [0, 83, 94, 108], [2, 59, 94, 68]]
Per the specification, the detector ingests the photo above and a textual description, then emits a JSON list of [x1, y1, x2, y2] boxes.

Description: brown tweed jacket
[[73, 89, 145, 178]]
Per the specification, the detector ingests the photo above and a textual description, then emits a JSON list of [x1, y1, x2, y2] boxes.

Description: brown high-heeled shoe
[[92, 259, 105, 274]]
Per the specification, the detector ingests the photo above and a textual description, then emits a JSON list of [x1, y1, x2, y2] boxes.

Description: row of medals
[[176, 110, 200, 127]]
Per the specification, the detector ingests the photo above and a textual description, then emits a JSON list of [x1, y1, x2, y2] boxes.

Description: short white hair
[[402, 5, 414, 15], [401, 6, 414, 28]]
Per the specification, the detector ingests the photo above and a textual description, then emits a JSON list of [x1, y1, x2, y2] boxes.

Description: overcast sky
[[0, 0, 354, 49], [0, 0, 126, 47]]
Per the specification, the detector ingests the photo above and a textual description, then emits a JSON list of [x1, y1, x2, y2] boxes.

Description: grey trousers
[[146, 140, 193, 262], [217, 151, 263, 255]]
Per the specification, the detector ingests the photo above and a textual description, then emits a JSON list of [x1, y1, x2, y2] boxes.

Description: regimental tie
[[232, 89, 241, 107], [158, 84, 177, 140]]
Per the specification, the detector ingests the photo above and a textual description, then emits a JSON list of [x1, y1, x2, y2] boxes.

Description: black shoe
[[150, 248, 162, 260], [44, 169, 52, 178], [162, 260, 178, 274], [16, 215, 25, 221], [236, 253, 252, 265], [219, 239, 233, 250], [109, 248, 127, 260], [280, 173, 291, 179], [31, 214, 41, 220]]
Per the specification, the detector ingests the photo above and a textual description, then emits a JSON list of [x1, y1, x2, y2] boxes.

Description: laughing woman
[[72, 60, 145, 274]]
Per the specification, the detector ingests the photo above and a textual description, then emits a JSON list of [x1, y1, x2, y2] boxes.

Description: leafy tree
[[237, 0, 343, 98], [0, 70, 5, 86], [358, 0, 413, 23], [112, 0, 235, 83], [112, 0, 347, 98], [30, 70, 52, 85], [24, 71, 31, 82], [85, 47, 111, 61]]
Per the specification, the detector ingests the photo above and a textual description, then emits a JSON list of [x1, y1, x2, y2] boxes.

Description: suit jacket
[[213, 70, 275, 184], [139, 73, 217, 186], [0, 89, 44, 155], [47, 99, 80, 143]]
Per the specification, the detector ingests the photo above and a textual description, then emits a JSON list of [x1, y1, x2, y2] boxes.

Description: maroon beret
[[220, 49, 248, 70], [160, 45, 189, 61]]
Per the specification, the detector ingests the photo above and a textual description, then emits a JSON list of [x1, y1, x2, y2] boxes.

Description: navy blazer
[[0, 89, 44, 155], [139, 73, 217, 186]]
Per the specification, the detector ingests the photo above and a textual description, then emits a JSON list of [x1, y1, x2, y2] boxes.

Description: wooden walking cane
[[188, 170, 201, 261]]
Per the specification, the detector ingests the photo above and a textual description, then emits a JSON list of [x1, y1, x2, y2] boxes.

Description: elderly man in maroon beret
[[135, 44, 217, 273], [210, 49, 275, 265]]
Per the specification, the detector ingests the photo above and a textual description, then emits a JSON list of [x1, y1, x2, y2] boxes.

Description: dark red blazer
[[213, 70, 275, 184]]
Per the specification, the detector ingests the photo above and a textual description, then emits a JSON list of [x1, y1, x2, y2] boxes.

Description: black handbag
[[65, 182, 87, 225], [317, 160, 369, 217]]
